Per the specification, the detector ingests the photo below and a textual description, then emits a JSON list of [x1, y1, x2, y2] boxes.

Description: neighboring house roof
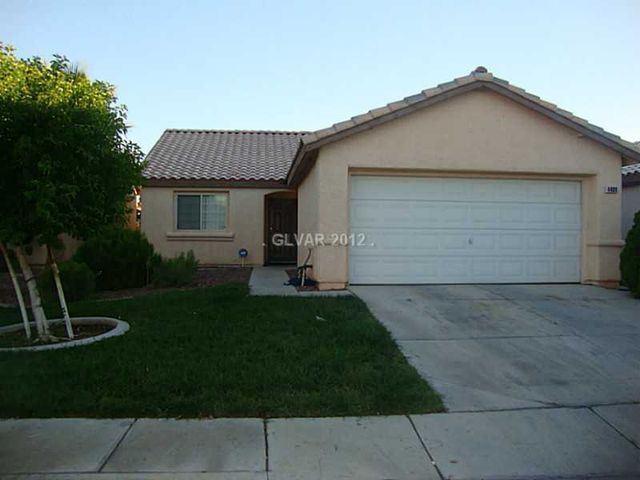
[[622, 144, 640, 187], [623, 164, 640, 187], [143, 130, 307, 186], [287, 67, 640, 184]]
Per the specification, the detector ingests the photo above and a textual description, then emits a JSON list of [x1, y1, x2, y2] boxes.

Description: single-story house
[[142, 67, 640, 290], [622, 156, 640, 237]]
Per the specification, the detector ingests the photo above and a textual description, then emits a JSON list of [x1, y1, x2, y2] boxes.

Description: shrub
[[620, 210, 640, 296], [38, 260, 96, 302], [152, 251, 198, 288], [74, 227, 155, 290]]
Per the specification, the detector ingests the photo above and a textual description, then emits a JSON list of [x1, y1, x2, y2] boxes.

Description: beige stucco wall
[[142, 186, 293, 265], [623, 184, 640, 238], [297, 88, 624, 289], [25, 234, 83, 266], [297, 159, 320, 266]]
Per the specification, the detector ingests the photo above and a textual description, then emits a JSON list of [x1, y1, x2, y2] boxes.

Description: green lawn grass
[[0, 284, 443, 418]]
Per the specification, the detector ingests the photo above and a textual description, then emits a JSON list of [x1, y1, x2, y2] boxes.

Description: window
[[176, 193, 227, 231]]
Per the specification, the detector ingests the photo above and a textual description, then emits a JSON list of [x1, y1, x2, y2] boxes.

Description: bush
[[152, 251, 198, 287], [74, 227, 155, 290], [38, 260, 96, 302], [620, 210, 640, 296]]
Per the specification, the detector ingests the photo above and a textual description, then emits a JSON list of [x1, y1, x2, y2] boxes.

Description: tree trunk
[[48, 246, 74, 339], [15, 246, 50, 341], [0, 243, 31, 340]]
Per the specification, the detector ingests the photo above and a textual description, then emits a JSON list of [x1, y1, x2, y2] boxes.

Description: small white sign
[[604, 186, 618, 194]]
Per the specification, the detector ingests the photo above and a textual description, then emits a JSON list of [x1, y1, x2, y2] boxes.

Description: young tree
[[0, 44, 144, 342], [0, 243, 30, 339]]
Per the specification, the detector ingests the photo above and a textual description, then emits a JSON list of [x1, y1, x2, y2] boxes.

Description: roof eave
[[143, 178, 290, 189], [286, 80, 640, 185], [287, 145, 318, 187]]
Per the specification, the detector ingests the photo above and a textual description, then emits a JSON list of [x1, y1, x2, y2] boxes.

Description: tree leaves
[[0, 43, 144, 248]]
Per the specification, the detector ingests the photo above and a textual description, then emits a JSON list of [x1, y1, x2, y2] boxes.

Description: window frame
[[174, 191, 229, 232]]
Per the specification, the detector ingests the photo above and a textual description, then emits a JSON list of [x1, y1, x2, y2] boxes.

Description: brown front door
[[266, 198, 297, 264]]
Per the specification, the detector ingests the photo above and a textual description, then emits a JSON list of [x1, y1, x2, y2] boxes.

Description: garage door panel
[[352, 200, 579, 230], [554, 207, 581, 225], [555, 233, 580, 251], [470, 233, 496, 250], [349, 176, 581, 284], [350, 202, 409, 225], [351, 177, 581, 204], [527, 233, 553, 250], [528, 259, 553, 277], [352, 228, 577, 257], [472, 260, 498, 277], [551, 182, 581, 202], [500, 234, 524, 250], [500, 260, 525, 279], [352, 229, 441, 251], [500, 205, 525, 225], [525, 205, 552, 224], [350, 255, 579, 284], [554, 260, 580, 279]]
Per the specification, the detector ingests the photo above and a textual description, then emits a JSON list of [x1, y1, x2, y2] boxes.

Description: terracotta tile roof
[[289, 67, 640, 183], [143, 130, 307, 182]]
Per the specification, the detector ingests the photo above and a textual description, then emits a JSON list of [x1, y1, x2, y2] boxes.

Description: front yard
[[0, 284, 443, 418]]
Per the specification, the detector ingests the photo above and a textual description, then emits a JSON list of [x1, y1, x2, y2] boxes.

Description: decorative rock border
[[0, 317, 129, 352]]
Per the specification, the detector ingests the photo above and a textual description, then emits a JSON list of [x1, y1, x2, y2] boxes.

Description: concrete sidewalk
[[2, 406, 639, 479], [249, 266, 350, 297]]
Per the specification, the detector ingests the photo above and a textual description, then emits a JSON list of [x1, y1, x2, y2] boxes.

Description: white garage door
[[349, 176, 581, 284]]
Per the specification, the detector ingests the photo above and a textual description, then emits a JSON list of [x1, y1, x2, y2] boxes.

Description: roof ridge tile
[[164, 129, 308, 135], [421, 86, 442, 97]]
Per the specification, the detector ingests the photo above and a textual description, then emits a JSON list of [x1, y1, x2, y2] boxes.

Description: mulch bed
[[194, 266, 253, 287], [93, 266, 253, 301], [0, 266, 253, 305], [285, 268, 319, 292], [0, 323, 112, 349]]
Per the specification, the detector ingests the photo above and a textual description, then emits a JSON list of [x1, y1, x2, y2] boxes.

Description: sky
[[2, 0, 639, 154]]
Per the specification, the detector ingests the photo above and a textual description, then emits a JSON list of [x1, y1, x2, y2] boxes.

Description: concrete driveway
[[352, 284, 640, 412], [351, 284, 640, 478]]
